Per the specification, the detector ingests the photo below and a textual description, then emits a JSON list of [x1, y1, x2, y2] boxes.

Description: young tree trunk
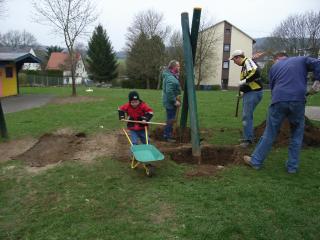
[[71, 56, 76, 96], [67, 46, 77, 96]]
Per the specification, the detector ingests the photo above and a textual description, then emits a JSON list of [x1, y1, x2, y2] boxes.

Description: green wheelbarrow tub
[[130, 144, 164, 163]]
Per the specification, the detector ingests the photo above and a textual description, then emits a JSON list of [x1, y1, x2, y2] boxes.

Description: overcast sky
[[1, 0, 319, 51]]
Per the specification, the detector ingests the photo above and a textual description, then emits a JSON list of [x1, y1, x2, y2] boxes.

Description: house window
[[5, 67, 13, 78], [225, 28, 231, 34], [224, 44, 230, 52], [223, 61, 229, 69]]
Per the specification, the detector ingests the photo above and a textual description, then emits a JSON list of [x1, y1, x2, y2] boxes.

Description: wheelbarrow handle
[[121, 119, 166, 126], [122, 128, 133, 146]]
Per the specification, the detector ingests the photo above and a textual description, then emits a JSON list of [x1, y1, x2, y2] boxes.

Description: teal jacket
[[162, 69, 181, 109]]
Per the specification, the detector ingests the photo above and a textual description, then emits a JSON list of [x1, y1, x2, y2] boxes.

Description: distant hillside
[[116, 51, 126, 59], [253, 37, 268, 51]]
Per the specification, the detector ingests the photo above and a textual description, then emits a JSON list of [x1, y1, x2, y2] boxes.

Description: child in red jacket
[[118, 91, 153, 145]]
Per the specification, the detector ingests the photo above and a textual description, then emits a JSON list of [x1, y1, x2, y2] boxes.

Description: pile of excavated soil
[[8, 129, 249, 177], [14, 133, 85, 167], [5, 116, 319, 177], [254, 117, 320, 147], [0, 137, 38, 163], [13, 129, 127, 168]]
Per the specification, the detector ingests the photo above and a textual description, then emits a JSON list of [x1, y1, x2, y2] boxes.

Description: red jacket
[[118, 101, 153, 131]]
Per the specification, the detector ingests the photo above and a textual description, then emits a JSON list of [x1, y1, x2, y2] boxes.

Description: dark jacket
[[269, 56, 320, 104]]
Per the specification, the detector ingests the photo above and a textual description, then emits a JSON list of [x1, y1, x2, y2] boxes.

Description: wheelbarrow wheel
[[145, 164, 155, 177]]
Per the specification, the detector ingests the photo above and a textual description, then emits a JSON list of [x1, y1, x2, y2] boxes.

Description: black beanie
[[128, 91, 140, 101]]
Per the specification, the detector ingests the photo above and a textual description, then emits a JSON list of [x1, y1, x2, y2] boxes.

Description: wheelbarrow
[[122, 123, 165, 177]]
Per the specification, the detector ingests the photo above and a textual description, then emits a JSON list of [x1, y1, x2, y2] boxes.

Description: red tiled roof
[[252, 51, 266, 60], [46, 52, 69, 70], [46, 52, 81, 70]]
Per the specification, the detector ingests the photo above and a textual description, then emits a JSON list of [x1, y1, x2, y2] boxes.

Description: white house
[[22, 48, 41, 71], [197, 20, 256, 89], [46, 52, 88, 84]]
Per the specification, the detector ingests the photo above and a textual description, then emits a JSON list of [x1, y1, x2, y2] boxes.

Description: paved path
[[305, 106, 320, 121], [1, 94, 55, 114]]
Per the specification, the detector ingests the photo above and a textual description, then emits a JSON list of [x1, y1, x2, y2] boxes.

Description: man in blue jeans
[[230, 50, 263, 147], [162, 60, 181, 142], [244, 52, 320, 173]]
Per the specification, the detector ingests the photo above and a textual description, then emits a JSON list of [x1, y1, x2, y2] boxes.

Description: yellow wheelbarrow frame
[[122, 126, 164, 177]]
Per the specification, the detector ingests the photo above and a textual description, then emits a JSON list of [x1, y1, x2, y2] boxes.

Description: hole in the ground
[[168, 145, 248, 166]]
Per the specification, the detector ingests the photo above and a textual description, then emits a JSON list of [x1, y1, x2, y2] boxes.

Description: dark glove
[[143, 113, 153, 122], [118, 110, 125, 120], [138, 116, 147, 122]]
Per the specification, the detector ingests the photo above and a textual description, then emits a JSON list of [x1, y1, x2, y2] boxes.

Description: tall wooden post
[[180, 8, 202, 129], [181, 12, 201, 160]]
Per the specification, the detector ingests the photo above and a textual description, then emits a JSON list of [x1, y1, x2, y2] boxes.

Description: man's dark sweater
[[269, 56, 320, 104]]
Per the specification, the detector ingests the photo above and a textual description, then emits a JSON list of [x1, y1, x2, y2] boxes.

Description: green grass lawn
[[1, 87, 320, 239]]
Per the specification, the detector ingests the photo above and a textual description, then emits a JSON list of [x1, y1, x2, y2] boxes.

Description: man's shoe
[[243, 156, 260, 170], [243, 155, 252, 165], [287, 169, 297, 174]]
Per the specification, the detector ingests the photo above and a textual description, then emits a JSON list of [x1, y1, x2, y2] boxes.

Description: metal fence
[[20, 74, 64, 87]]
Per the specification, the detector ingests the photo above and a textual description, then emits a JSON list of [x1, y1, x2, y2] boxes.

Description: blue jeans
[[163, 107, 177, 139], [250, 101, 305, 172], [130, 130, 148, 145], [242, 91, 263, 142]]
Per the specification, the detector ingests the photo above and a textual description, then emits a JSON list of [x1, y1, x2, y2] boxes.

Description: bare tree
[[166, 30, 185, 89], [74, 42, 87, 58], [0, 30, 38, 48], [268, 14, 307, 55], [126, 9, 170, 49], [194, 14, 221, 89], [33, 0, 97, 96], [305, 11, 320, 57], [265, 11, 320, 57], [0, 0, 7, 18]]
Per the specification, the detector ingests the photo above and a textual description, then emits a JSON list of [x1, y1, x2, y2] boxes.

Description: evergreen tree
[[46, 45, 63, 60], [126, 33, 166, 89], [87, 25, 118, 83]]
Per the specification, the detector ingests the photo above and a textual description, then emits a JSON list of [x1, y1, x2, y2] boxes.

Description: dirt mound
[[0, 137, 38, 163], [0, 129, 249, 177], [254, 118, 320, 146], [14, 133, 85, 167], [13, 130, 127, 168]]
